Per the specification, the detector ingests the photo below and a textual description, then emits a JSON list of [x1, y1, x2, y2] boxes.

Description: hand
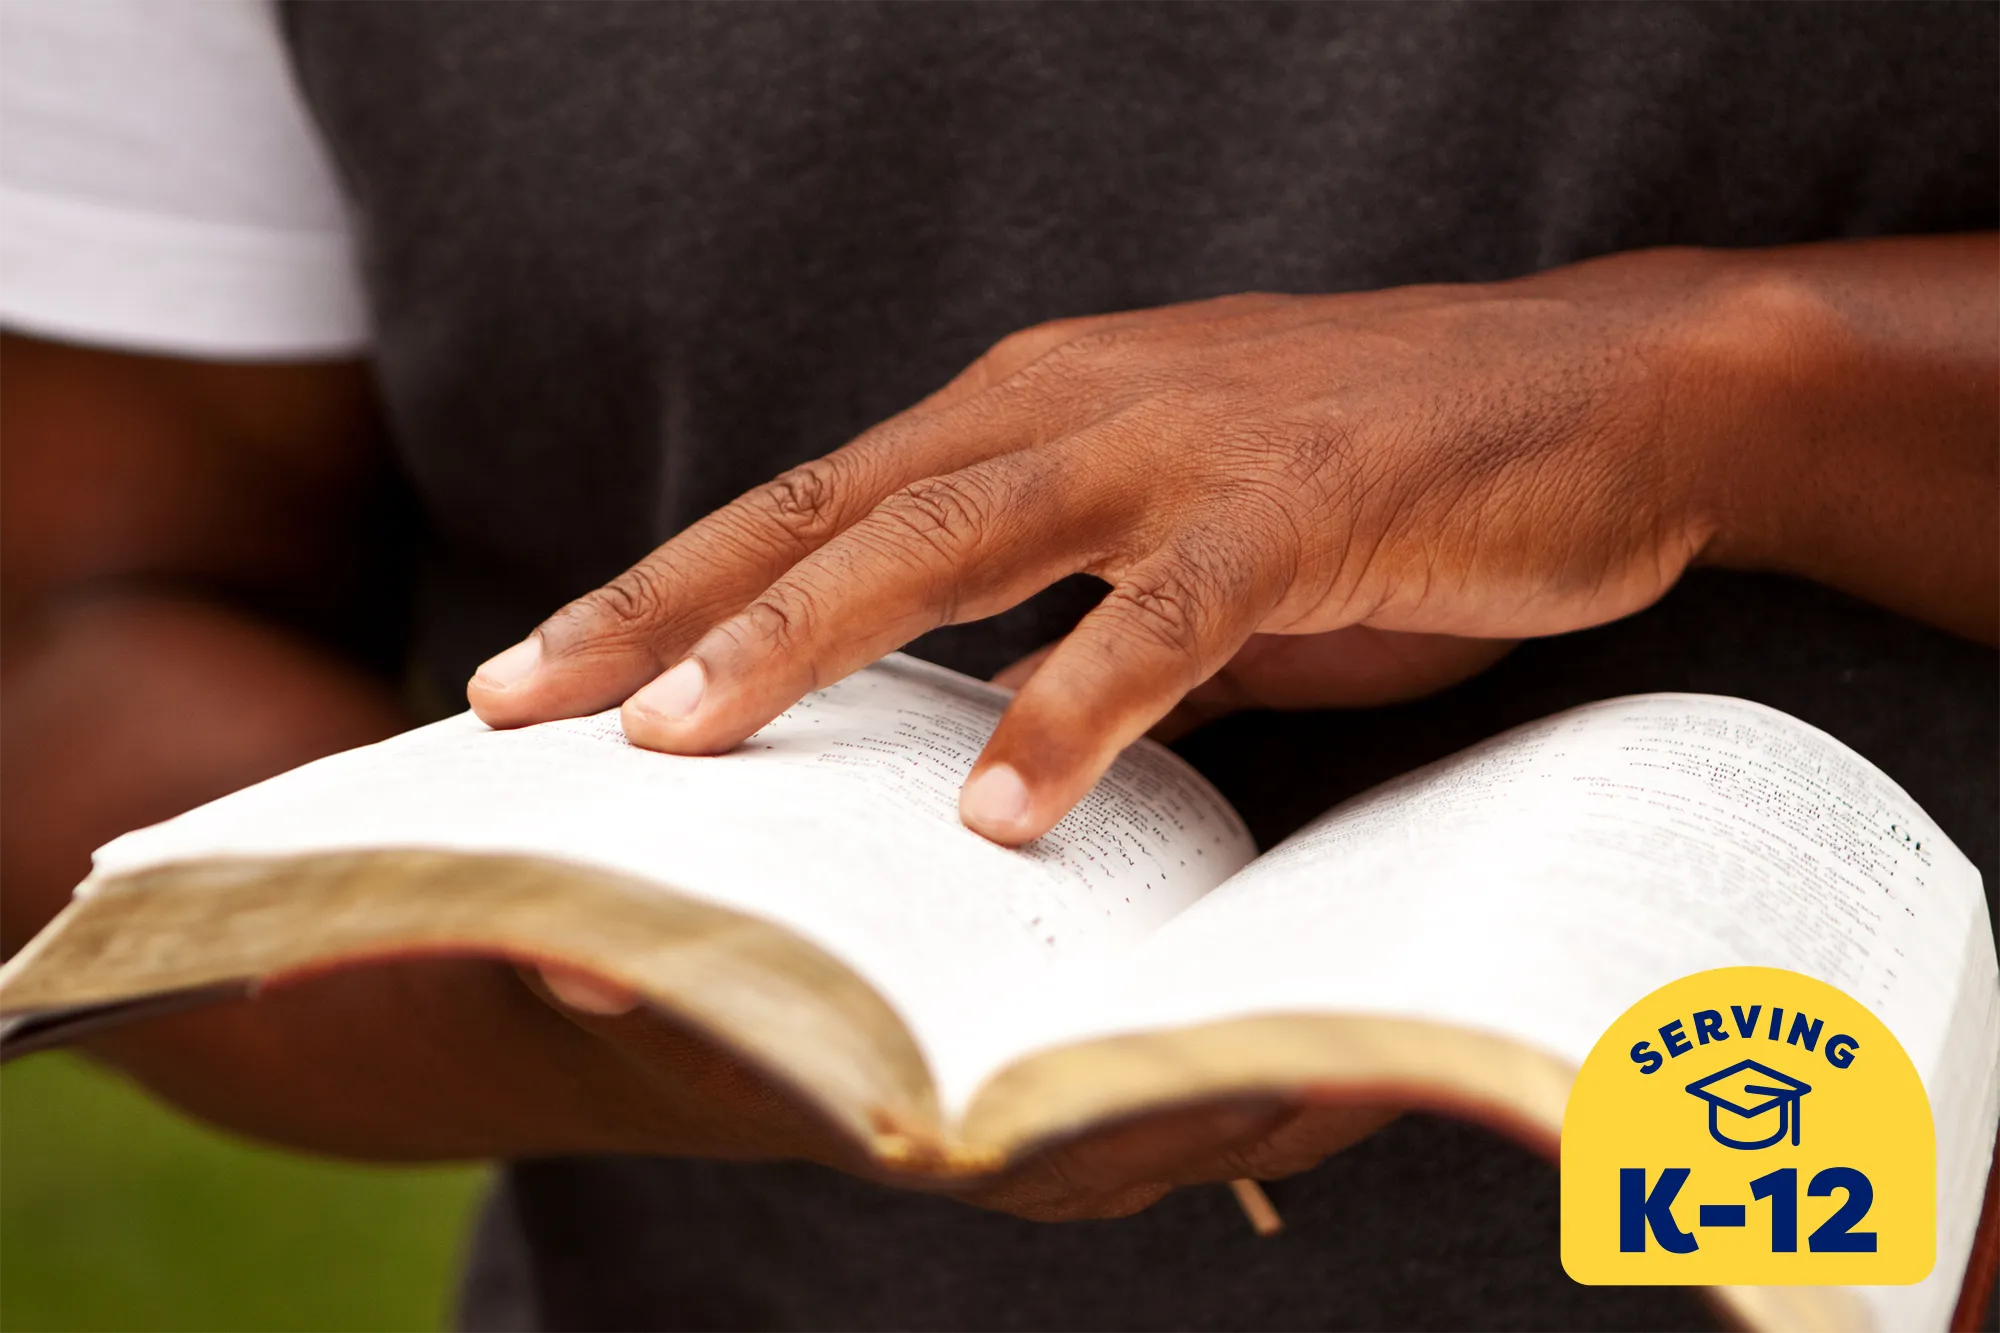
[[468, 248, 1770, 843], [994, 626, 1519, 742], [538, 966, 1392, 1221], [951, 1097, 1396, 1222]]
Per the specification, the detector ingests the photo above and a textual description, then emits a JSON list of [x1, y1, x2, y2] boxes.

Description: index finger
[[466, 388, 1051, 728], [466, 298, 1283, 727]]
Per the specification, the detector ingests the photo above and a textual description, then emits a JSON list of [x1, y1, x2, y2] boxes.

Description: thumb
[[533, 963, 641, 1016]]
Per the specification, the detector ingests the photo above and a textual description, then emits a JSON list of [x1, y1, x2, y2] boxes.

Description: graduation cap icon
[[1685, 1059, 1812, 1150]]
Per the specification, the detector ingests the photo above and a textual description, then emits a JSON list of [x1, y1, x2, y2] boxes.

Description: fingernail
[[632, 658, 706, 722], [539, 965, 640, 1016], [961, 764, 1032, 839], [473, 636, 542, 691]]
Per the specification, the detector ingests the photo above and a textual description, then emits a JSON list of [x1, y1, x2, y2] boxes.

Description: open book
[[2, 655, 1993, 1331]]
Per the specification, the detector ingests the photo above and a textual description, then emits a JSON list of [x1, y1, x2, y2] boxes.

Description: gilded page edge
[[0, 858, 1880, 1328], [0, 849, 943, 1156], [964, 1014, 1868, 1333]]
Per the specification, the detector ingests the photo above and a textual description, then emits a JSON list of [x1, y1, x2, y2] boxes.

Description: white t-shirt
[[0, 0, 369, 359]]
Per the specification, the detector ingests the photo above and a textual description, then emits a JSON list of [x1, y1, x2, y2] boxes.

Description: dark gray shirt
[[281, 5, 1998, 1327]]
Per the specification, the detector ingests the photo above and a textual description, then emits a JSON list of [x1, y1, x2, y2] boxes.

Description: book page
[[81, 654, 1255, 1084], [1001, 694, 1993, 1332]]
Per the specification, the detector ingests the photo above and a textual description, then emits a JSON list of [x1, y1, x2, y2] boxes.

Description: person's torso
[[286, 0, 1995, 692], [282, 6, 1998, 1328]]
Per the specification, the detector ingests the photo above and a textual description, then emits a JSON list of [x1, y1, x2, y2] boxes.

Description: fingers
[[467, 385, 1080, 728], [469, 294, 1309, 736], [959, 1099, 1293, 1222], [955, 1097, 1395, 1223], [1159, 1102, 1399, 1186], [520, 965, 859, 1165], [921, 294, 1292, 414], [989, 642, 1056, 691], [537, 963, 640, 1015], [467, 448, 885, 726], [618, 448, 1128, 752], [959, 548, 1276, 844]]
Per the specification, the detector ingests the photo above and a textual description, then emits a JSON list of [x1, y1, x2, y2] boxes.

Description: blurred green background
[[2, 1052, 486, 1332]]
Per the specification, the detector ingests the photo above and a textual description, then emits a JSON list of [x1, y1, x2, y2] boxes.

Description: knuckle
[[727, 588, 819, 661], [979, 317, 1144, 395], [965, 322, 1077, 395], [874, 472, 993, 558], [553, 554, 675, 640], [1105, 569, 1205, 658], [989, 316, 1092, 365], [750, 459, 849, 548], [593, 568, 663, 624], [1037, 324, 1141, 375]]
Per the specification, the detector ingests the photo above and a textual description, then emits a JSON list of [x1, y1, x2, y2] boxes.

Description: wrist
[[1656, 250, 1865, 577]]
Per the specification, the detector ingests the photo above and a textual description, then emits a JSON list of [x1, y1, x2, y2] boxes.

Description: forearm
[[1681, 233, 1998, 643], [1, 594, 406, 950], [1, 592, 471, 1154], [2, 593, 765, 1160], [2, 336, 854, 1165]]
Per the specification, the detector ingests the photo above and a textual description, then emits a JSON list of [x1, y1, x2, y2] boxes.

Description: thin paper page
[[1008, 694, 1992, 1332], [1094, 695, 1985, 1072], [84, 654, 1255, 1084]]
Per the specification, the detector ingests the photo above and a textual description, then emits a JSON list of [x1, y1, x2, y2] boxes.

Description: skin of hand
[[992, 626, 1521, 742], [467, 236, 1997, 851], [0, 334, 1381, 1217], [488, 236, 1995, 1215], [8, 232, 1992, 1224], [539, 964, 1395, 1220]]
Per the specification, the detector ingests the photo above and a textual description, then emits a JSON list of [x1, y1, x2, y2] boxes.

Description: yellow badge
[[1562, 966, 1933, 1285]]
